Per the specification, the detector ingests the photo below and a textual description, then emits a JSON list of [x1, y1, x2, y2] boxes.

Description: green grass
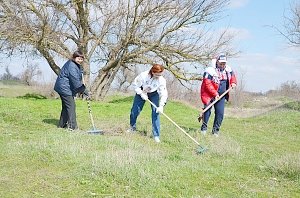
[[0, 94, 299, 197]]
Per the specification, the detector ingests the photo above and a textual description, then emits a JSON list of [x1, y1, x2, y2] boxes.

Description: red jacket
[[200, 65, 237, 105]]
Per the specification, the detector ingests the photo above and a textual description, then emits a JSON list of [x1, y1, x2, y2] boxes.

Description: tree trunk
[[91, 60, 121, 100]]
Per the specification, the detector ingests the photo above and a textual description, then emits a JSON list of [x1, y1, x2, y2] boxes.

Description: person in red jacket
[[200, 53, 237, 136]]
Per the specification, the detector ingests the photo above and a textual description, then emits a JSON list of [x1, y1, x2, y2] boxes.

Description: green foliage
[[283, 101, 300, 111], [0, 97, 299, 197]]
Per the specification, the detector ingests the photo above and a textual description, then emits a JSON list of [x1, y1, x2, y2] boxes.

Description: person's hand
[[83, 89, 90, 98], [215, 94, 220, 100], [140, 93, 148, 100], [156, 106, 164, 113], [231, 83, 237, 88]]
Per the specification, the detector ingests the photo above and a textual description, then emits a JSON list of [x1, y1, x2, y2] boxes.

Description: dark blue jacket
[[54, 60, 85, 96]]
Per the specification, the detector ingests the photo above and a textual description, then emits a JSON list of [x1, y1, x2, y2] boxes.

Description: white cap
[[217, 54, 227, 63]]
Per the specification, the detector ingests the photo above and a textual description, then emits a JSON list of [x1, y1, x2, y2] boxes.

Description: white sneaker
[[201, 130, 207, 135], [154, 136, 160, 143], [126, 128, 135, 133], [213, 133, 219, 137]]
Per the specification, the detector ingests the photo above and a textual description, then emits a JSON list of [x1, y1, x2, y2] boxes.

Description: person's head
[[150, 64, 164, 78], [72, 50, 84, 65], [216, 54, 227, 70]]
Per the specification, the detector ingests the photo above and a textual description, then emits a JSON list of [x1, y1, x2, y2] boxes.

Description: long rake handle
[[201, 86, 233, 114], [147, 99, 200, 146], [87, 99, 96, 130]]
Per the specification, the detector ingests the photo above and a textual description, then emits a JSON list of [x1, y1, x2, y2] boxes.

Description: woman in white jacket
[[129, 64, 168, 143]]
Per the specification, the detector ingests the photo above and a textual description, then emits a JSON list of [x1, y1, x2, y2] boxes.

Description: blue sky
[[224, 0, 300, 92], [0, 0, 299, 92]]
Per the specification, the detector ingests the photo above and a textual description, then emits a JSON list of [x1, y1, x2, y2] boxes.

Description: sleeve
[[132, 73, 144, 95], [68, 63, 84, 94], [202, 72, 218, 97], [74, 84, 86, 94], [158, 78, 168, 107], [230, 71, 237, 85], [225, 65, 237, 86]]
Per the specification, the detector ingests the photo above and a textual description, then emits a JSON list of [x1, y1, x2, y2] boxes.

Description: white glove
[[156, 106, 164, 113], [231, 83, 237, 88], [140, 93, 148, 100]]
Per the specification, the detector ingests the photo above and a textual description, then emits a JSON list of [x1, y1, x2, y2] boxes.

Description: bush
[[284, 101, 300, 111]]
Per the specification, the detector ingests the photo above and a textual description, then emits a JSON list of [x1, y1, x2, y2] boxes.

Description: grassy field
[[0, 88, 299, 197]]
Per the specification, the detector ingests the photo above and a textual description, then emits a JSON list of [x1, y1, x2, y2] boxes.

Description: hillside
[[0, 90, 299, 197]]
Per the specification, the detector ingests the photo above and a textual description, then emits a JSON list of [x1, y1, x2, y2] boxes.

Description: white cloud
[[223, 27, 252, 41], [230, 53, 300, 92], [228, 0, 249, 9]]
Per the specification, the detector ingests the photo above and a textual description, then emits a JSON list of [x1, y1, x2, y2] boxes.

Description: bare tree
[[113, 66, 139, 92], [231, 69, 246, 108], [278, 1, 300, 46], [0, 0, 236, 99], [19, 63, 42, 85], [0, 67, 20, 81]]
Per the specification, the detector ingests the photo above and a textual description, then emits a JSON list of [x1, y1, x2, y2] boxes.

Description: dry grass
[[264, 153, 300, 181], [206, 135, 242, 157]]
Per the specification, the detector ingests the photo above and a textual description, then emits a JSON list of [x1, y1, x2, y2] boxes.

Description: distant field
[[0, 84, 299, 197]]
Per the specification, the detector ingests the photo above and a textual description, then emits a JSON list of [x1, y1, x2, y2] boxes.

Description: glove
[[83, 89, 90, 98], [231, 83, 237, 88], [156, 106, 164, 113], [140, 93, 148, 100]]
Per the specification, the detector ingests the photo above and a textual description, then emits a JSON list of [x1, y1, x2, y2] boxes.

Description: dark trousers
[[201, 96, 226, 133], [58, 95, 77, 130]]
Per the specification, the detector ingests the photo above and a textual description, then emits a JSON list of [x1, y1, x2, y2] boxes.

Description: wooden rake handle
[[146, 99, 201, 146], [198, 86, 233, 122]]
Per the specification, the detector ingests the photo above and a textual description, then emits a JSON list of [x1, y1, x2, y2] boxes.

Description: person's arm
[[68, 63, 84, 94], [202, 72, 219, 97], [225, 65, 237, 88], [158, 78, 168, 107], [155, 78, 168, 113], [230, 71, 237, 87], [132, 73, 144, 95]]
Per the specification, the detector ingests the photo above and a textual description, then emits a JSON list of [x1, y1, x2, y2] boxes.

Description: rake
[[198, 87, 233, 122], [86, 98, 103, 135], [147, 99, 207, 154], [82, 74, 103, 135]]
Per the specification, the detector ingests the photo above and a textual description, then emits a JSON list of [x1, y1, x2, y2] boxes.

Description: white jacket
[[133, 70, 168, 106]]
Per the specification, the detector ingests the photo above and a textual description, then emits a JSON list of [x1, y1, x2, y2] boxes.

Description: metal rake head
[[196, 146, 208, 154], [87, 129, 104, 135]]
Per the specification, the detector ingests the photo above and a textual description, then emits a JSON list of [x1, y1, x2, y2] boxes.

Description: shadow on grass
[[43, 118, 59, 126], [17, 93, 47, 99], [108, 96, 134, 104], [180, 126, 199, 133]]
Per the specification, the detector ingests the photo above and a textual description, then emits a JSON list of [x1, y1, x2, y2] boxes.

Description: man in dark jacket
[[54, 50, 89, 130]]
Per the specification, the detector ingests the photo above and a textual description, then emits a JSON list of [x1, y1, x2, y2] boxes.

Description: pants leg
[[130, 94, 145, 130], [58, 95, 68, 128], [212, 97, 226, 133], [59, 95, 77, 130], [201, 104, 212, 131], [148, 92, 160, 137]]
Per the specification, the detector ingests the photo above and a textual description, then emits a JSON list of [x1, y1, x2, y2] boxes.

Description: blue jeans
[[130, 91, 160, 137], [200, 96, 226, 133]]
